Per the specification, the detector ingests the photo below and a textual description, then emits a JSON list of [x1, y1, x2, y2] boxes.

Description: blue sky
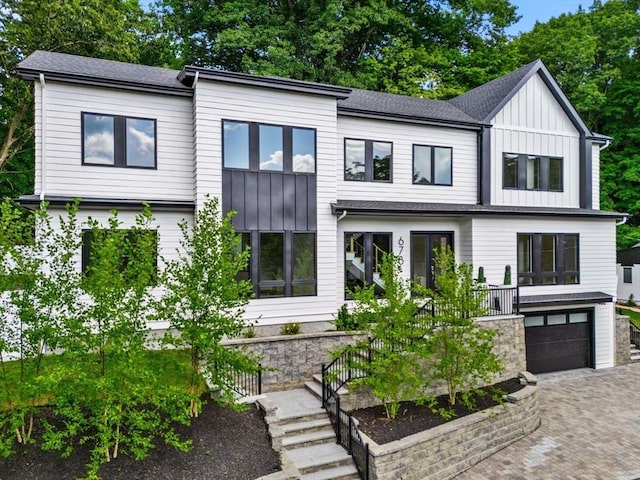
[[506, 0, 599, 35]]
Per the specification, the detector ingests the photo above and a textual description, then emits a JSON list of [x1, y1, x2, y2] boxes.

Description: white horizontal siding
[[193, 81, 339, 325], [592, 143, 601, 210], [617, 263, 639, 302], [336, 117, 478, 204], [593, 302, 615, 368], [491, 73, 581, 208], [40, 82, 194, 201]]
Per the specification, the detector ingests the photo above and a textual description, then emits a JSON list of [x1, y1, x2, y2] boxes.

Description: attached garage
[[524, 310, 593, 374]]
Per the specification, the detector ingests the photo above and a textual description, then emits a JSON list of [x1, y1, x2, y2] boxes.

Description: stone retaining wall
[[616, 314, 631, 366], [363, 372, 540, 480]]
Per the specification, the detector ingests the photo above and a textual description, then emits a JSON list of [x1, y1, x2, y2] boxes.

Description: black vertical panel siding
[[295, 175, 308, 230], [271, 174, 284, 230], [231, 170, 246, 230], [258, 173, 271, 230], [245, 171, 258, 230], [283, 175, 296, 230], [222, 170, 232, 216], [307, 176, 317, 230]]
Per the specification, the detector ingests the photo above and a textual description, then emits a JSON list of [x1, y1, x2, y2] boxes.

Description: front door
[[411, 232, 454, 290]]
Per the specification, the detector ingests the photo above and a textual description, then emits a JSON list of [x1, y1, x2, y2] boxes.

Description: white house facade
[[17, 51, 623, 374]]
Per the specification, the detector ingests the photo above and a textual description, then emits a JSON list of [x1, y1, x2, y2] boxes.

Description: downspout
[[337, 210, 347, 222], [616, 216, 628, 227], [39, 73, 46, 201]]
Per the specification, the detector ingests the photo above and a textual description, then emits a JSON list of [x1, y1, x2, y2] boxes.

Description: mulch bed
[[353, 378, 524, 444], [0, 401, 281, 480]]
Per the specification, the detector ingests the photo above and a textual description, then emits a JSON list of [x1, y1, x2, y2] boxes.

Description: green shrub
[[281, 322, 300, 335]]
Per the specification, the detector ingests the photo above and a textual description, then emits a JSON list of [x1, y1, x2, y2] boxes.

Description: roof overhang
[[331, 199, 627, 219], [519, 291, 614, 309], [18, 195, 195, 212], [337, 108, 488, 131]]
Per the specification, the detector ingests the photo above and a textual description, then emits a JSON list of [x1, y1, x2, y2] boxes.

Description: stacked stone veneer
[[222, 332, 364, 392], [616, 314, 631, 366], [362, 372, 540, 480]]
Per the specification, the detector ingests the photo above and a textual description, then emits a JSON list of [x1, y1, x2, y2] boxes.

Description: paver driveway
[[456, 363, 640, 480]]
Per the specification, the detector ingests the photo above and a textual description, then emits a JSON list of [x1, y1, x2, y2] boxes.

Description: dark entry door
[[410, 232, 453, 290], [524, 310, 593, 374]]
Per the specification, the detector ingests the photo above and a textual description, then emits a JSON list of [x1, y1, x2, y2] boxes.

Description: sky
[[506, 0, 599, 35]]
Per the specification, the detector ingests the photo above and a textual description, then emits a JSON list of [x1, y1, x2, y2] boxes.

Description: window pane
[[503, 153, 518, 188], [372, 233, 391, 275], [569, 312, 588, 323], [411, 235, 427, 287], [372, 142, 391, 181], [293, 233, 315, 281], [345, 232, 365, 296], [236, 233, 251, 282], [260, 232, 284, 281], [83, 113, 115, 165], [547, 314, 566, 325], [223, 121, 249, 169], [125, 118, 155, 167], [345, 140, 366, 180], [434, 147, 452, 185], [292, 128, 315, 173], [517, 234, 532, 274], [526, 156, 540, 189], [564, 235, 578, 271], [549, 157, 563, 190], [259, 125, 284, 171], [524, 315, 544, 327], [624, 267, 633, 284], [541, 235, 556, 273], [293, 284, 316, 296], [413, 145, 431, 184]]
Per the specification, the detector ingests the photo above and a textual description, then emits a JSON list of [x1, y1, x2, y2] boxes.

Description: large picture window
[[413, 145, 452, 186], [344, 139, 392, 182], [517, 233, 579, 286], [82, 113, 156, 168], [344, 232, 391, 298], [503, 153, 563, 191], [223, 120, 316, 173]]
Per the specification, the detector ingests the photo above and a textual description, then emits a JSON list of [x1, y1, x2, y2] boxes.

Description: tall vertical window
[[413, 145, 453, 186], [292, 233, 316, 296], [517, 233, 579, 286], [223, 120, 315, 173], [344, 232, 391, 298], [259, 233, 285, 297], [82, 113, 156, 168], [503, 153, 563, 191], [344, 139, 392, 182], [624, 267, 633, 284]]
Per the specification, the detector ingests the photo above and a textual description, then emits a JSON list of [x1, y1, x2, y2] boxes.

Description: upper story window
[[82, 113, 156, 168], [344, 139, 392, 182], [223, 120, 316, 173], [517, 233, 579, 286], [624, 266, 633, 284], [503, 153, 562, 191], [413, 145, 452, 186]]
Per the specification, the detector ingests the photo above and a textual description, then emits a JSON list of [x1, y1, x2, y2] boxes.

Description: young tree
[[161, 196, 259, 417], [424, 247, 503, 414]]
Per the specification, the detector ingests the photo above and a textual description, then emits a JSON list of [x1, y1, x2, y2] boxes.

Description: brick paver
[[456, 364, 640, 480]]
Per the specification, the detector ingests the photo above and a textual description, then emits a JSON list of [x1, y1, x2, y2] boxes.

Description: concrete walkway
[[456, 363, 640, 480]]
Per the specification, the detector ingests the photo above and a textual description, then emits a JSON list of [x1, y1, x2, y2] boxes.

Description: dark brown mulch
[[0, 401, 280, 480], [353, 378, 524, 445]]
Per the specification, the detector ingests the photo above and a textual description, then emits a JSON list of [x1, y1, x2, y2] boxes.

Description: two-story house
[[16, 51, 622, 374]]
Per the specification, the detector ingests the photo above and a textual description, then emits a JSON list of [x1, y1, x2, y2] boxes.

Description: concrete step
[[631, 353, 640, 362], [301, 464, 360, 480], [287, 442, 354, 475], [282, 418, 333, 436], [281, 429, 336, 450], [313, 373, 350, 395], [278, 409, 328, 425], [305, 380, 323, 400]]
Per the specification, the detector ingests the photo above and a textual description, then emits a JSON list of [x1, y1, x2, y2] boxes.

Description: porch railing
[[630, 323, 640, 348]]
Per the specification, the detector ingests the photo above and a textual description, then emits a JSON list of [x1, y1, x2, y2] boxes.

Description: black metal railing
[[210, 364, 262, 397], [630, 323, 640, 348], [414, 285, 519, 319]]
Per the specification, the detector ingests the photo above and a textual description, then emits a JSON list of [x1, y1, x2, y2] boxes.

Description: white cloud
[[293, 153, 315, 172], [260, 150, 283, 170], [84, 131, 114, 164]]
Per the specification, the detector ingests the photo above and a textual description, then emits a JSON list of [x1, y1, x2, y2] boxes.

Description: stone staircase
[[630, 342, 640, 363], [258, 385, 359, 480]]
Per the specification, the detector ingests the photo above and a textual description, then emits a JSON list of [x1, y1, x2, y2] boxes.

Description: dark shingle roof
[[449, 60, 541, 122], [519, 292, 613, 308], [17, 50, 190, 96], [617, 246, 640, 266], [338, 88, 483, 127]]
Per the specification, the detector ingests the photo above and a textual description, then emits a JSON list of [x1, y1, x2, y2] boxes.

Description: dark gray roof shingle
[[338, 88, 483, 126], [449, 59, 541, 122], [519, 292, 613, 308], [17, 50, 189, 95]]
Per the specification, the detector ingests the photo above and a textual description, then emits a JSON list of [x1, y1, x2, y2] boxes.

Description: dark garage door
[[524, 310, 592, 374]]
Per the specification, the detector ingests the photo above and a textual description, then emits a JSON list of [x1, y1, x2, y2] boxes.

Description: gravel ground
[[0, 401, 281, 480]]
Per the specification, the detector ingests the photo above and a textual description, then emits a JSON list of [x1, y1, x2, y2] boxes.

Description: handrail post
[[321, 363, 326, 407], [336, 395, 341, 444]]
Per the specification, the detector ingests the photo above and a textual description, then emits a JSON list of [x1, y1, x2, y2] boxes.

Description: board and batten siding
[[34, 81, 194, 201], [491, 73, 581, 208], [336, 117, 478, 204], [192, 81, 339, 325]]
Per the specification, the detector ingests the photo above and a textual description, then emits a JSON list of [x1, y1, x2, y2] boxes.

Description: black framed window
[[344, 139, 392, 182], [223, 120, 316, 173], [517, 233, 579, 286], [624, 267, 633, 284], [244, 231, 316, 298], [81, 229, 158, 285], [413, 145, 453, 186], [345, 232, 391, 298], [82, 112, 156, 168], [503, 153, 563, 191]]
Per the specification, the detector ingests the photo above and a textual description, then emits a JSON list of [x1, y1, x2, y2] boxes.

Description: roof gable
[[449, 59, 591, 135]]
